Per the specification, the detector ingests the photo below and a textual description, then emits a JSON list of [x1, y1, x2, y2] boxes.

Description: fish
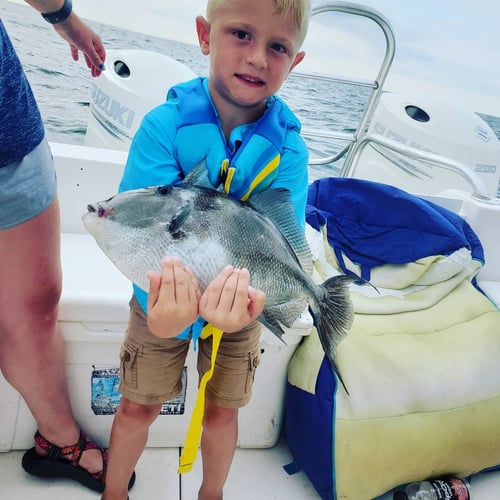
[[82, 168, 357, 393]]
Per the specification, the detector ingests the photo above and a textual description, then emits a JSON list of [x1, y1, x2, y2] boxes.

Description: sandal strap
[[34, 430, 80, 461], [34, 430, 108, 479]]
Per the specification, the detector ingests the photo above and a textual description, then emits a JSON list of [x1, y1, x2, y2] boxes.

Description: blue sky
[[9, 0, 500, 115]]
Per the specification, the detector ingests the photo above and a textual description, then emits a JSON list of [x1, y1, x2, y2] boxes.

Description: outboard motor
[[85, 49, 197, 151], [354, 92, 500, 198]]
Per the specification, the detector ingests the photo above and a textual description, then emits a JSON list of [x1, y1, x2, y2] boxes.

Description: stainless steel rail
[[303, 1, 395, 170], [299, 1, 492, 200], [351, 134, 491, 199]]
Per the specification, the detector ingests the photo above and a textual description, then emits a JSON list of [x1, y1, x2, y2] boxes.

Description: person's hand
[[146, 257, 201, 338], [199, 266, 266, 333], [53, 14, 106, 77]]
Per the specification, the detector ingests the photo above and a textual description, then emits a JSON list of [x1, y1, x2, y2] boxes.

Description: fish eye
[[97, 206, 106, 217], [157, 185, 171, 195]]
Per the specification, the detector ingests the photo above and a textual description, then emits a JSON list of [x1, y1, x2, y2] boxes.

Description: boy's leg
[[103, 296, 190, 499], [197, 321, 262, 500], [198, 401, 238, 500], [103, 398, 162, 500]]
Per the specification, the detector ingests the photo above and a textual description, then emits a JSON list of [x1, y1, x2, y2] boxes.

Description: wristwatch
[[41, 0, 73, 24]]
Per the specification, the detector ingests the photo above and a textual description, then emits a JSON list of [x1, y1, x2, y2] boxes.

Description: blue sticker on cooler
[[91, 366, 187, 416]]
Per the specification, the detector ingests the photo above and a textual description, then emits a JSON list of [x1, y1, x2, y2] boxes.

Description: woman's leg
[[0, 198, 102, 473]]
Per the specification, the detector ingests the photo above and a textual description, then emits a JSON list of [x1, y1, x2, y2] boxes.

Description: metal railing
[[300, 1, 395, 170], [297, 1, 492, 201]]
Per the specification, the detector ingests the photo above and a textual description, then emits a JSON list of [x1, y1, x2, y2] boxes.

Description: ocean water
[[2, 1, 500, 184]]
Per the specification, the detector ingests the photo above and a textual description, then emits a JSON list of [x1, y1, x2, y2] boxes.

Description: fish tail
[[312, 274, 358, 395]]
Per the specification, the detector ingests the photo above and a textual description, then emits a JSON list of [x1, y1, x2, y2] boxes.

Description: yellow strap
[[178, 324, 223, 473]]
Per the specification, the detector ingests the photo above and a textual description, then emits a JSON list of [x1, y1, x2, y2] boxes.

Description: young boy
[[102, 1, 310, 499]]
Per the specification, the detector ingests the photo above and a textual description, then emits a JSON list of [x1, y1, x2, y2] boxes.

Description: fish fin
[[258, 311, 286, 344], [265, 300, 308, 329], [249, 189, 313, 276], [310, 274, 361, 395], [259, 300, 307, 343], [167, 205, 191, 237], [183, 159, 223, 191]]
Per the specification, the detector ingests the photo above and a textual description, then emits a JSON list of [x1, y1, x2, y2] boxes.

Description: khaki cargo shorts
[[119, 296, 262, 408]]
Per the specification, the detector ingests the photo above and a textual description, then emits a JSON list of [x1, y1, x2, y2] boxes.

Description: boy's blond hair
[[206, 0, 311, 47]]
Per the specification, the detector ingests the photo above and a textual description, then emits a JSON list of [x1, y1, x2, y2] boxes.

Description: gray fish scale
[[189, 188, 316, 306]]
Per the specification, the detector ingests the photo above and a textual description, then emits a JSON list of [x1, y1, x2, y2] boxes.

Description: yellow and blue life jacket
[[169, 77, 302, 199]]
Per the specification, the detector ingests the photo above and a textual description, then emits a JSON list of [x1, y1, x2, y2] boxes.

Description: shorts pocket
[[245, 347, 261, 393], [120, 338, 143, 390]]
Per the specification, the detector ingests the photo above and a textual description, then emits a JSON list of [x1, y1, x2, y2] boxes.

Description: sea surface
[[2, 1, 500, 184]]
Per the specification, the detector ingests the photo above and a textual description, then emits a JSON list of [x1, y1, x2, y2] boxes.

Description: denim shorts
[[0, 136, 57, 230], [119, 296, 262, 408]]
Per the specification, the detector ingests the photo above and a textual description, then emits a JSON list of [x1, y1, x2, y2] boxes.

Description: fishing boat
[[1, 2, 500, 499]]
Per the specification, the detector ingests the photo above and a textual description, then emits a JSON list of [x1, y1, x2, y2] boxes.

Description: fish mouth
[[87, 203, 108, 218]]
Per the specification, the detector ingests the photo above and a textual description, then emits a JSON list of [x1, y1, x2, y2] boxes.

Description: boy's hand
[[199, 266, 266, 333], [147, 257, 201, 338]]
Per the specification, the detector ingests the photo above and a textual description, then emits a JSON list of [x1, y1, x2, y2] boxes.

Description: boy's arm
[[120, 104, 182, 192], [271, 133, 309, 227], [120, 102, 187, 322]]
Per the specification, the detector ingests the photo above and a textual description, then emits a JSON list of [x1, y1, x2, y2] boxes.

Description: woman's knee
[[31, 280, 61, 316], [0, 280, 61, 338], [18, 279, 62, 332]]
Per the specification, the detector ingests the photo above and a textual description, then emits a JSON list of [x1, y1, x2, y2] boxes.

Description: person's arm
[[24, 0, 106, 77], [119, 104, 182, 192], [271, 135, 309, 228]]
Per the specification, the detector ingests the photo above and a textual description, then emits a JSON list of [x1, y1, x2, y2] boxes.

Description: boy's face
[[197, 0, 305, 118]]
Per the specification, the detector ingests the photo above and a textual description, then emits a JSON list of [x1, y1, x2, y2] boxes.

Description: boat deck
[[1, 437, 499, 499]]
